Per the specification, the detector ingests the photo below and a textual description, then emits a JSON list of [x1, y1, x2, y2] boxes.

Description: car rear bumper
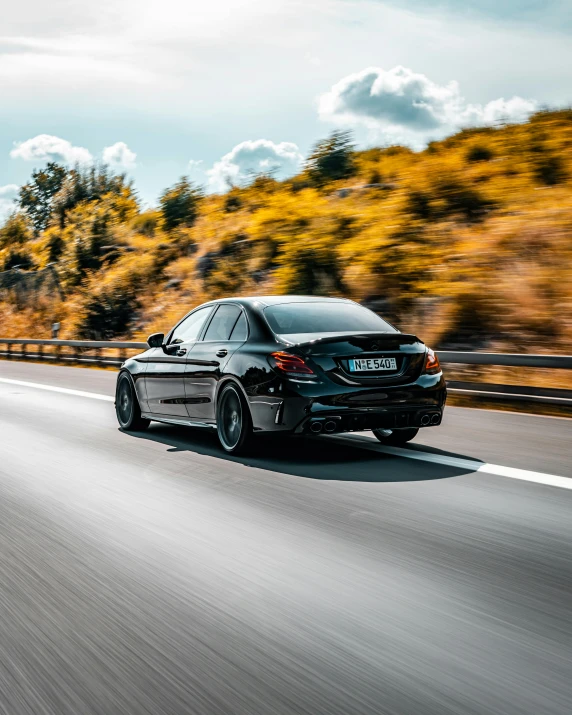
[[296, 405, 444, 434], [253, 372, 447, 434]]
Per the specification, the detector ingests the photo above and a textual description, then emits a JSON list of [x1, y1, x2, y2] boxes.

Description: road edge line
[[331, 435, 572, 490], [0, 377, 114, 402]]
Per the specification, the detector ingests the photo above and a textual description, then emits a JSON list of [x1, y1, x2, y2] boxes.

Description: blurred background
[[1, 112, 572, 400], [2, 112, 572, 345]]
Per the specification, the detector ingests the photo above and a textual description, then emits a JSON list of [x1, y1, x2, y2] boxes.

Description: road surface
[[0, 361, 571, 715]]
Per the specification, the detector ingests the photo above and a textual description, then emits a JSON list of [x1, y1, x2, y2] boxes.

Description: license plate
[[349, 357, 397, 372]]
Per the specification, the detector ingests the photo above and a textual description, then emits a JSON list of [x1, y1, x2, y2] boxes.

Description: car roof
[[212, 295, 355, 307]]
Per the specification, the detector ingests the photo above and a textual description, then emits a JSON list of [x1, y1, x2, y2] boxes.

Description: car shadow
[[127, 424, 482, 484]]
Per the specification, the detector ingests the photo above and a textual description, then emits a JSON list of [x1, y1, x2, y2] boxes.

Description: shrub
[[1, 250, 35, 271], [407, 190, 433, 220], [381, 145, 413, 157], [306, 131, 355, 186], [436, 179, 496, 222], [467, 145, 494, 162], [0, 213, 32, 249], [437, 291, 500, 348], [78, 289, 139, 339], [159, 178, 202, 231], [367, 169, 383, 185], [534, 155, 567, 186], [131, 210, 161, 237], [224, 192, 242, 213], [57, 203, 119, 287]]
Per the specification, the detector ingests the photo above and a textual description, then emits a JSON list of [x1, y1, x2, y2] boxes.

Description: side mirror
[[147, 332, 165, 348]]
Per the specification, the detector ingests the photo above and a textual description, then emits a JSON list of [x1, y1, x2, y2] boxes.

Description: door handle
[[176, 348, 187, 356], [216, 349, 228, 358]]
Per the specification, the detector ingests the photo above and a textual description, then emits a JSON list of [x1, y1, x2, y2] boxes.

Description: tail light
[[269, 351, 315, 377], [424, 348, 441, 375]]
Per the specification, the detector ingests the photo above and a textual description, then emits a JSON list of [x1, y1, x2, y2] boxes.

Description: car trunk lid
[[281, 332, 426, 385]]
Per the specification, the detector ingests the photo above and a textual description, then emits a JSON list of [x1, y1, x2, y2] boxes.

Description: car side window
[[170, 307, 213, 344], [203, 305, 242, 341], [229, 311, 248, 341]]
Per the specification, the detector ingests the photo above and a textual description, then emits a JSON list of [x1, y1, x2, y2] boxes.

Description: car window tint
[[203, 304, 242, 341], [171, 307, 212, 344], [229, 311, 248, 341], [264, 302, 396, 335]]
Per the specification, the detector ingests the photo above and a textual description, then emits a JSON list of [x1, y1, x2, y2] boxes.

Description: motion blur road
[[0, 361, 571, 715]]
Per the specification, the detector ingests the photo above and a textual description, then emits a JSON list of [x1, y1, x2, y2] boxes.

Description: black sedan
[[115, 296, 446, 454]]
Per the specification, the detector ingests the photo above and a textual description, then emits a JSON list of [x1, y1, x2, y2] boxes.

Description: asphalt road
[[0, 361, 571, 715]]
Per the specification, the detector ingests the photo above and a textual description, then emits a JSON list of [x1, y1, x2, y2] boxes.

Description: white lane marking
[[1, 376, 570, 490], [332, 435, 572, 491], [0, 377, 114, 402]]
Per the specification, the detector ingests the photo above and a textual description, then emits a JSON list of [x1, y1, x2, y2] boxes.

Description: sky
[[1, 0, 571, 217]]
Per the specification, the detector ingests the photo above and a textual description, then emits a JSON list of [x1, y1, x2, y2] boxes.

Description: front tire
[[216, 383, 252, 455], [116, 372, 150, 431], [372, 427, 418, 446]]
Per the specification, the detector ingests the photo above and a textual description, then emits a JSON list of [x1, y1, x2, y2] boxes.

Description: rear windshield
[[264, 302, 396, 336]]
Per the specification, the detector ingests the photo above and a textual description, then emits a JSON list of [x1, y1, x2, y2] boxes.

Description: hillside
[[1, 109, 571, 353]]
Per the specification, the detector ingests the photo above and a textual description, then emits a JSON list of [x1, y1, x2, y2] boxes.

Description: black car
[[115, 296, 446, 454]]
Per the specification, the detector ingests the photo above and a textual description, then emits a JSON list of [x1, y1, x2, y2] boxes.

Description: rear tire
[[116, 372, 150, 431], [372, 427, 418, 446], [216, 383, 252, 455]]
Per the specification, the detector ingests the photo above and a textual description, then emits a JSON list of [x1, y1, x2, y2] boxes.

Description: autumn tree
[[51, 165, 137, 228], [0, 213, 32, 250]]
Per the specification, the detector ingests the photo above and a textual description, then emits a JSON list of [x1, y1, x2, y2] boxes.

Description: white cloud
[[460, 96, 538, 126], [0, 183, 19, 221], [102, 141, 137, 169], [207, 139, 303, 192], [188, 159, 204, 173], [10, 134, 93, 164], [319, 66, 537, 143]]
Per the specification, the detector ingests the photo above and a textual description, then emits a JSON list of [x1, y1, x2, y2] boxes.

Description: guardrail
[[0, 338, 147, 367], [0, 339, 571, 407]]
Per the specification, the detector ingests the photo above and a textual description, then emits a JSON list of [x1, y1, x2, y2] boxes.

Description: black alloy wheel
[[116, 372, 150, 431], [372, 427, 419, 446], [217, 383, 252, 455]]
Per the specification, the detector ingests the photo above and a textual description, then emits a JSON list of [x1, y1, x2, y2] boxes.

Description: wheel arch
[[215, 375, 251, 415], [116, 367, 147, 412]]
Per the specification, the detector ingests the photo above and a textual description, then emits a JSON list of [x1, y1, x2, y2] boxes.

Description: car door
[[144, 305, 214, 416], [184, 304, 248, 422]]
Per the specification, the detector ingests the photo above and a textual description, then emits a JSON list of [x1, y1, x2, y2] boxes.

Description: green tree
[[18, 162, 67, 234], [159, 178, 203, 231], [306, 131, 355, 186]]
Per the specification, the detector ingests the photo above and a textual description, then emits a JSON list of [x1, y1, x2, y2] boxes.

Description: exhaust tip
[[310, 421, 323, 433], [421, 414, 431, 426], [324, 420, 337, 433], [430, 413, 441, 425]]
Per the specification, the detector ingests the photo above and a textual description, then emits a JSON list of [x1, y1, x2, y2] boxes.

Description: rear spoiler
[[285, 332, 423, 348]]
